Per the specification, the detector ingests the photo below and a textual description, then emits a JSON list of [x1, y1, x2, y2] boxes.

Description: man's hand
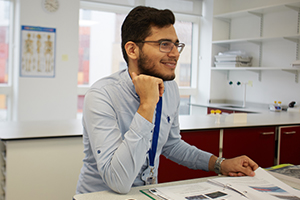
[[221, 155, 259, 177], [131, 72, 164, 123]]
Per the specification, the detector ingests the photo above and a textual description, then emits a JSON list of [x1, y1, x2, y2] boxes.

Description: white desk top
[[73, 177, 211, 200], [73, 172, 300, 200]]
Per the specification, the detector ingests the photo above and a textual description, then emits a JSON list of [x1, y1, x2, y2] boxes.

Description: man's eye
[[161, 42, 171, 47]]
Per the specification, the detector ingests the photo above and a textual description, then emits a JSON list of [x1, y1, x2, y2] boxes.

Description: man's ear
[[125, 41, 139, 60]]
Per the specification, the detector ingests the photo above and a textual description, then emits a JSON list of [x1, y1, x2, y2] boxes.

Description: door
[[278, 125, 300, 165]]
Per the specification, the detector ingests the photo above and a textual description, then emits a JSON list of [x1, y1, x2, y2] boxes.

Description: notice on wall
[[20, 25, 56, 78]]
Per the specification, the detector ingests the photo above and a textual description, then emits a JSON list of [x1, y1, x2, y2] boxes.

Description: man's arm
[[83, 89, 154, 194]]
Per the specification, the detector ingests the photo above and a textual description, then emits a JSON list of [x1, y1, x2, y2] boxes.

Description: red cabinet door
[[158, 130, 220, 183], [279, 125, 300, 165], [223, 127, 276, 168]]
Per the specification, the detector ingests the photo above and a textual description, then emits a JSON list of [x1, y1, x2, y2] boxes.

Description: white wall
[[12, 0, 80, 121], [10, 0, 299, 120], [191, 0, 214, 115], [209, 0, 300, 107]]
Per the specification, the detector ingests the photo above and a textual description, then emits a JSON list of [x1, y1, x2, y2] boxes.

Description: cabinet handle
[[283, 131, 296, 135], [261, 132, 274, 135]]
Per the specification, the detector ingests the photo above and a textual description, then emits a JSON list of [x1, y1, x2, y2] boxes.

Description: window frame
[[78, 1, 200, 102], [0, 0, 14, 121]]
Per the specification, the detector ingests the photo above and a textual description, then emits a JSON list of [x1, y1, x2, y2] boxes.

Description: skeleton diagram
[[44, 35, 53, 72], [23, 33, 33, 71], [36, 34, 42, 72]]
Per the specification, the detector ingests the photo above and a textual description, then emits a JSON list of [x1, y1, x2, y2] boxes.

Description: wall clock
[[43, 0, 59, 13]]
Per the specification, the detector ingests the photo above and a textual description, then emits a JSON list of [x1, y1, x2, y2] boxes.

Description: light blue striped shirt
[[76, 69, 212, 194]]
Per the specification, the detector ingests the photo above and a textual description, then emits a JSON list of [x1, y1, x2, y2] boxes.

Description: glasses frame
[[136, 40, 185, 54]]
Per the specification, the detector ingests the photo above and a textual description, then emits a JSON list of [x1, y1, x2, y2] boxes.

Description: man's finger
[[131, 72, 137, 81]]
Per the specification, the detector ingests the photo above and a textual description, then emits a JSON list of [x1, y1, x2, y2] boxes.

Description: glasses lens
[[177, 44, 185, 54], [160, 41, 173, 52], [159, 41, 185, 53]]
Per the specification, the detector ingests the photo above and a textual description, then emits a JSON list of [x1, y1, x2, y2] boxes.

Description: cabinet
[[158, 130, 220, 183], [277, 125, 300, 165], [222, 126, 276, 168], [212, 2, 300, 82], [0, 137, 84, 200]]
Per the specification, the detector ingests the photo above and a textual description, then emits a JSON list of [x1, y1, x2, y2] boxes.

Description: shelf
[[212, 34, 300, 45], [214, 2, 300, 20], [211, 67, 300, 71], [211, 67, 299, 83], [211, 1, 300, 84]]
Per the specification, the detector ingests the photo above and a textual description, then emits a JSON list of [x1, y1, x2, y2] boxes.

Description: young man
[[76, 6, 258, 194]]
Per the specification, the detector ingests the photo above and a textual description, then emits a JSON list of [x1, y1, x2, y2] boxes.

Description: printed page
[[149, 181, 248, 200], [210, 167, 300, 200]]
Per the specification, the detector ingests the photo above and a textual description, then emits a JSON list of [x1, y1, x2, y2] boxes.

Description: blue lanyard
[[148, 96, 162, 167]]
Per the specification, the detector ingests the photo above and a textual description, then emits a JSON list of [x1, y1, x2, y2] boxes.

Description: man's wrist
[[214, 157, 225, 175]]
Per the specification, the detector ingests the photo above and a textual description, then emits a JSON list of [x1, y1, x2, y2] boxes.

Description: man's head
[[121, 6, 184, 81], [121, 6, 175, 64]]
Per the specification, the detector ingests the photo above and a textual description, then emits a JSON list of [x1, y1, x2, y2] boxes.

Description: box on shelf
[[215, 55, 252, 63], [214, 61, 252, 68], [214, 50, 252, 68], [291, 60, 300, 68]]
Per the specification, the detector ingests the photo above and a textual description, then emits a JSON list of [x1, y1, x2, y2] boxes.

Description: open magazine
[[147, 167, 300, 200]]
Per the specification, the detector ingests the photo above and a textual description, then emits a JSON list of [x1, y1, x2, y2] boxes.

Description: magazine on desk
[[148, 167, 300, 200]]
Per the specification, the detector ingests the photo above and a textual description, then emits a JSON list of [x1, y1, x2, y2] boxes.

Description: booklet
[[266, 164, 300, 179], [148, 167, 300, 200]]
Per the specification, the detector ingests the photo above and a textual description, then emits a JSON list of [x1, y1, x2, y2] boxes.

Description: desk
[[73, 173, 300, 200], [73, 177, 211, 200]]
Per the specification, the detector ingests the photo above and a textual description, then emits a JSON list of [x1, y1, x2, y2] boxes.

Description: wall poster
[[20, 25, 56, 78]]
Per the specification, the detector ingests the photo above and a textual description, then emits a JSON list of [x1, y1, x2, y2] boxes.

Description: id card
[[145, 175, 156, 185]]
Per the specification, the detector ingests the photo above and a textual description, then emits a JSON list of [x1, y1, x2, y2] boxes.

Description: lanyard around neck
[[148, 96, 162, 167]]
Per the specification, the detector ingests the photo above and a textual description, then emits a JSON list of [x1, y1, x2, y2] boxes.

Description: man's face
[[137, 25, 180, 81]]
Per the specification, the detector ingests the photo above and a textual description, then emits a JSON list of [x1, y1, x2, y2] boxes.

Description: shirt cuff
[[197, 152, 213, 171]]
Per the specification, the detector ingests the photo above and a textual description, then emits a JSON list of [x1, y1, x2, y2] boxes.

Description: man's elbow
[[112, 184, 131, 194]]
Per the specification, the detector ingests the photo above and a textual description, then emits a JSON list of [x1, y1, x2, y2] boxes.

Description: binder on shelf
[[291, 60, 300, 68], [214, 51, 252, 68]]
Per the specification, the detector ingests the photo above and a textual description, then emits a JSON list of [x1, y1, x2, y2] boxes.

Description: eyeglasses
[[137, 40, 185, 54]]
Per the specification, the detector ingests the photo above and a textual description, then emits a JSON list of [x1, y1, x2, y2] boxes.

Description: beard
[[137, 50, 176, 81]]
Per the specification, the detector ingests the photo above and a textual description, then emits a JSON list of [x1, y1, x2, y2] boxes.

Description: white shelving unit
[[212, 1, 300, 83]]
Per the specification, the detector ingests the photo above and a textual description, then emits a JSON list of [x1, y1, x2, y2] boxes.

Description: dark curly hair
[[121, 6, 175, 64]]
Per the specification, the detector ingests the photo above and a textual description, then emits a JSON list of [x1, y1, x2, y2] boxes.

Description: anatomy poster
[[20, 25, 56, 77]]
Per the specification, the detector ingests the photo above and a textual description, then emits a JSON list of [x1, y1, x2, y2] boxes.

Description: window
[[78, 2, 200, 116], [0, 0, 11, 121], [78, 10, 127, 86]]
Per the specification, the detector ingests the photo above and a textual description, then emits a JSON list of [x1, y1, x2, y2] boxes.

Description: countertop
[[190, 102, 271, 113], [0, 119, 83, 140], [1, 111, 300, 140], [180, 111, 300, 130]]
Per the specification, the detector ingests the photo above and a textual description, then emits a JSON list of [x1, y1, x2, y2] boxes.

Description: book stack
[[214, 51, 252, 68], [291, 60, 300, 68]]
